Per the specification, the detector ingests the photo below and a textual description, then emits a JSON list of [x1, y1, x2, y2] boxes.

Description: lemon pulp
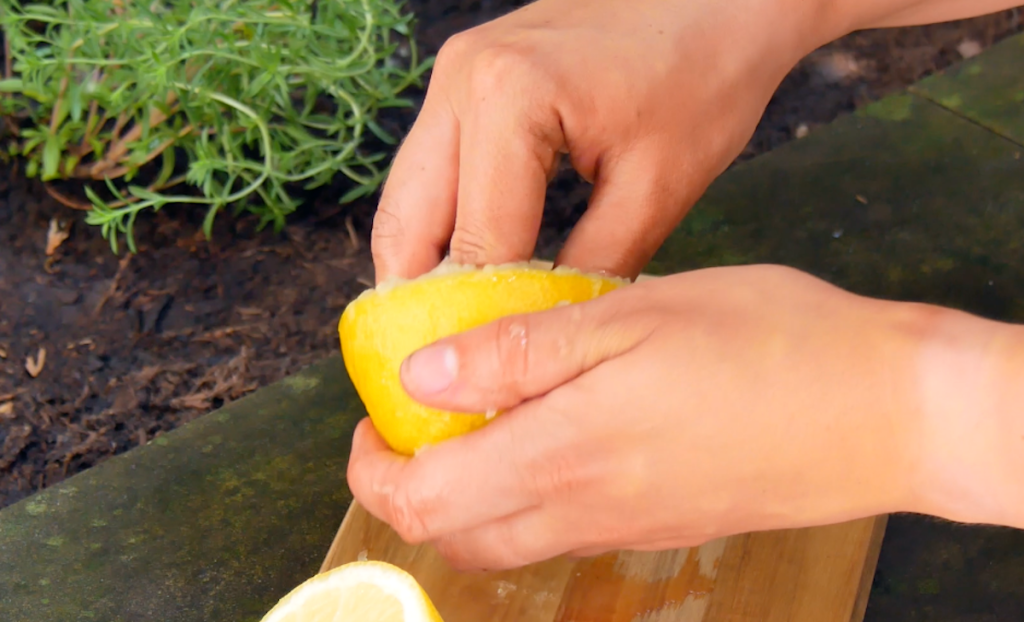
[[259, 561, 443, 622]]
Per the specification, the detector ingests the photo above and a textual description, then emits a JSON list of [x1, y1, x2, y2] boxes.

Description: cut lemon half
[[259, 561, 443, 622], [339, 259, 629, 455]]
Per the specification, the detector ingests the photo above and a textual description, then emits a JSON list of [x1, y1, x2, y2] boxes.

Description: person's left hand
[[346, 264, 946, 571]]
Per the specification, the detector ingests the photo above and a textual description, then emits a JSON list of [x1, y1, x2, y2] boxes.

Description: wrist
[[755, 0, 864, 73], [706, 0, 859, 97], [825, 0, 1022, 32], [903, 303, 1024, 529]]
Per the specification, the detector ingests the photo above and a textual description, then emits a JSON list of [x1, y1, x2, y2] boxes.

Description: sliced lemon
[[339, 259, 628, 455], [259, 561, 443, 622]]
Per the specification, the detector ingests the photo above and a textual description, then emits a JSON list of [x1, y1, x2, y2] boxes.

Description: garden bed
[[0, 1, 1021, 508]]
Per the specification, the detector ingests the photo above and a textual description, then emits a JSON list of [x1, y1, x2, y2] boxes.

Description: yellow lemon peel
[[339, 259, 628, 455]]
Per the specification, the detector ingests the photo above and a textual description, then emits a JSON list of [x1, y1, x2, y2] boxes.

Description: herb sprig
[[0, 0, 431, 252]]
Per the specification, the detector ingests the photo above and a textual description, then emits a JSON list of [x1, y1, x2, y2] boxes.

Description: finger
[[447, 53, 564, 266], [399, 287, 652, 413], [371, 92, 460, 284], [555, 147, 704, 279], [566, 545, 615, 559], [347, 418, 413, 524], [433, 506, 586, 572], [567, 536, 704, 559], [347, 416, 502, 546], [348, 389, 589, 545]]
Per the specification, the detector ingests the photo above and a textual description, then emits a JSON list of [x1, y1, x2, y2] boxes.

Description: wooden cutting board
[[320, 500, 886, 621]]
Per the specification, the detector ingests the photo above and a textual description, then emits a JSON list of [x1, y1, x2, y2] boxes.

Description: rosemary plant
[[0, 0, 430, 252]]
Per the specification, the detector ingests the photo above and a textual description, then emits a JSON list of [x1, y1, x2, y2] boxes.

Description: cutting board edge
[[319, 498, 363, 574], [849, 514, 889, 622]]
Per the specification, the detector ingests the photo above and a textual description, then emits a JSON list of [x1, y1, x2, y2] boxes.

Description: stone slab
[[650, 94, 1024, 323], [911, 32, 1024, 146], [0, 357, 360, 622]]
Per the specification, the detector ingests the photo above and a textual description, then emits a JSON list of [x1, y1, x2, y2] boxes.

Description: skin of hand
[[369, 0, 847, 283], [352, 0, 1024, 572], [368, 0, 1023, 284], [852, 1, 1023, 28], [347, 265, 1024, 571]]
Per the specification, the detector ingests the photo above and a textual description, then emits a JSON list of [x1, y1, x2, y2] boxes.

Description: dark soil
[[1, 3, 1022, 509]]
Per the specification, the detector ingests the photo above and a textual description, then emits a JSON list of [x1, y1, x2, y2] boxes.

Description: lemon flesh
[[338, 260, 628, 455], [259, 561, 443, 622]]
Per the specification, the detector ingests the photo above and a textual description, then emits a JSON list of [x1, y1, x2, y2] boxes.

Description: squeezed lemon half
[[259, 561, 443, 622], [338, 260, 628, 455]]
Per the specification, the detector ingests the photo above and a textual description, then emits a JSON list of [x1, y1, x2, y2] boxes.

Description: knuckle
[[522, 445, 580, 500], [466, 43, 536, 100], [370, 204, 404, 255], [449, 221, 496, 266], [388, 486, 432, 544], [491, 314, 531, 393], [432, 536, 463, 567], [488, 523, 532, 570], [435, 528, 530, 573], [434, 30, 477, 76], [434, 537, 482, 573], [510, 393, 586, 500], [534, 453, 578, 498]]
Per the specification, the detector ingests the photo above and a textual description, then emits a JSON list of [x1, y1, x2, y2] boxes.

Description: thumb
[[399, 288, 651, 413]]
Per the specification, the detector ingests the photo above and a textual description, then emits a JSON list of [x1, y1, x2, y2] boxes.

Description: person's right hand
[[370, 0, 849, 283]]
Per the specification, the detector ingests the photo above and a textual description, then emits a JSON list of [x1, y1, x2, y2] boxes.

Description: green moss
[[910, 32, 1024, 144], [857, 94, 915, 122], [0, 356, 360, 621], [24, 498, 48, 516], [938, 93, 964, 109], [283, 374, 321, 393]]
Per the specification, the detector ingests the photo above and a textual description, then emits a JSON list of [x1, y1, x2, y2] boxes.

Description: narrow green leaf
[[63, 154, 81, 177], [69, 84, 84, 122], [42, 134, 61, 180], [339, 183, 374, 203], [202, 202, 222, 239], [0, 79, 24, 93], [366, 120, 396, 145]]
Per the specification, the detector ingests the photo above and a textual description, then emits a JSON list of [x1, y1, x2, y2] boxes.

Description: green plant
[[0, 0, 431, 252]]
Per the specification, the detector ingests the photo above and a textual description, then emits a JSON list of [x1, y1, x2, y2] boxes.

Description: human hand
[[370, 0, 846, 283], [346, 264, 1012, 571]]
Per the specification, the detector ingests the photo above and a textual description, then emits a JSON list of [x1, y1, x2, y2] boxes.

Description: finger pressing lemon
[[338, 260, 628, 455]]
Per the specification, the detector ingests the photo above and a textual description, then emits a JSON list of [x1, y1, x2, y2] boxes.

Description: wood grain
[[321, 501, 886, 621]]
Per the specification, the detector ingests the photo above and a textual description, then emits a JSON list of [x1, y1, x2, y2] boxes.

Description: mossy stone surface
[[650, 94, 1024, 324], [0, 356, 361, 622], [910, 32, 1024, 146]]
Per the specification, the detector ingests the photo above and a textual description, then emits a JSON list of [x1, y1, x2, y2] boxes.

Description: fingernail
[[401, 344, 458, 396]]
